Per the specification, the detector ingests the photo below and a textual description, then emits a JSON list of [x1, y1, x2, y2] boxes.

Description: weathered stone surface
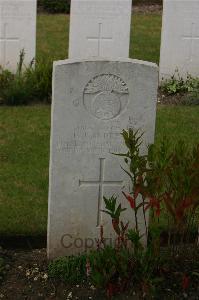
[[0, 0, 37, 71], [160, 0, 199, 80], [69, 0, 132, 59], [48, 58, 158, 259]]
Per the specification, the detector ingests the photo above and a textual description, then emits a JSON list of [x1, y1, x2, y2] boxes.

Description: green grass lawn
[[0, 105, 199, 236], [37, 13, 162, 63], [37, 14, 70, 60]]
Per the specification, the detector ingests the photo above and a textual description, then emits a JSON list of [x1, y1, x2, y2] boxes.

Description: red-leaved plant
[[104, 129, 199, 252], [102, 129, 199, 296]]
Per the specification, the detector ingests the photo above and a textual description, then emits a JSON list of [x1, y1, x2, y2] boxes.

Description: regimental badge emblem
[[83, 74, 129, 120]]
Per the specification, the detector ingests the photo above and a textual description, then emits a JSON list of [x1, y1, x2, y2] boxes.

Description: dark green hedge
[[133, 0, 162, 4], [38, 0, 70, 14], [38, 0, 162, 14]]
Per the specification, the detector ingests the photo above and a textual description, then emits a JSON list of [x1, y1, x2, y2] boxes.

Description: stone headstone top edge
[[53, 58, 158, 70]]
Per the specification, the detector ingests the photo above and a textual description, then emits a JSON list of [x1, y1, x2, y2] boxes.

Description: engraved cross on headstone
[[0, 23, 19, 66], [182, 22, 199, 62], [79, 158, 123, 227], [87, 23, 112, 56]]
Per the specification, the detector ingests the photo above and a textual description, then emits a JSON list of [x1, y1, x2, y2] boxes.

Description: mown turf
[[155, 105, 199, 147], [0, 106, 50, 236], [37, 14, 70, 61], [130, 14, 162, 63], [0, 106, 198, 236]]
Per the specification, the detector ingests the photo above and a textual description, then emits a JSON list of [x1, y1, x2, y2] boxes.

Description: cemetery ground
[[0, 105, 198, 238], [0, 9, 199, 300], [0, 107, 198, 300]]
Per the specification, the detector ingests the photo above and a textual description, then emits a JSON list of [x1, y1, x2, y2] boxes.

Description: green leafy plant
[[118, 130, 199, 251], [100, 129, 162, 296], [88, 246, 133, 289], [102, 195, 127, 239], [0, 50, 52, 105], [102, 128, 199, 294], [48, 254, 87, 284], [110, 129, 152, 242], [161, 71, 199, 105], [147, 140, 199, 251], [23, 57, 52, 102], [161, 72, 199, 95]]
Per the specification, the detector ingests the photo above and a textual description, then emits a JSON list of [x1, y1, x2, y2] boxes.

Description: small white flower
[[90, 285, 95, 290], [33, 277, 38, 281], [43, 273, 48, 280], [67, 291, 73, 299], [76, 284, 79, 288], [18, 266, 23, 270]]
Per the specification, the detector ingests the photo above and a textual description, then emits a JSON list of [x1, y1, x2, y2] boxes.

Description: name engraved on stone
[[83, 74, 129, 120], [79, 158, 123, 226], [182, 22, 199, 63], [55, 112, 153, 154], [56, 122, 124, 154]]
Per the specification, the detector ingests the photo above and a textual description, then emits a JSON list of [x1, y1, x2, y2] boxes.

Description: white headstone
[[48, 58, 158, 259], [69, 0, 132, 59], [0, 0, 37, 72], [160, 0, 199, 80]]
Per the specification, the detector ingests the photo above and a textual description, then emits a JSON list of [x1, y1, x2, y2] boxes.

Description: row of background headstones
[[0, 0, 199, 80]]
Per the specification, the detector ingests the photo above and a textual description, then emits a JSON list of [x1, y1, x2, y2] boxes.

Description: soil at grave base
[[158, 89, 199, 105], [0, 247, 199, 300]]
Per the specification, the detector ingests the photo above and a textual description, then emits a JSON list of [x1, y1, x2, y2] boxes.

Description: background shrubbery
[[0, 51, 52, 105], [161, 73, 199, 105], [133, 0, 162, 4], [37, 0, 162, 14], [38, 0, 71, 14]]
